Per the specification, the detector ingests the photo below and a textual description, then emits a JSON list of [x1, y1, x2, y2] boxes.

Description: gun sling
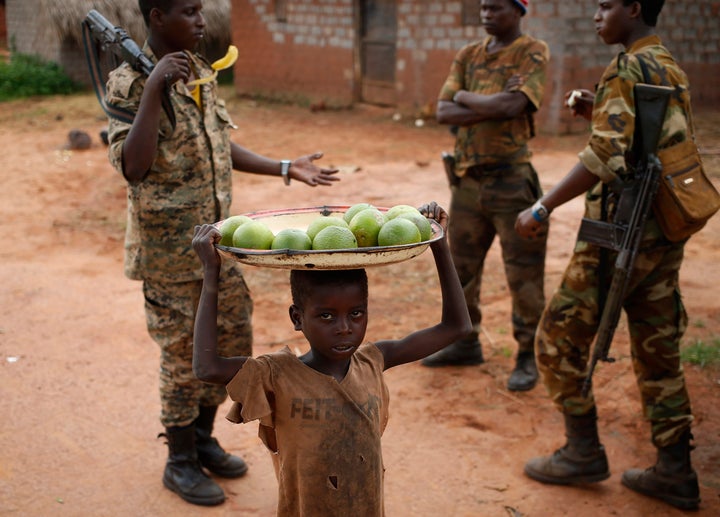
[[580, 78, 674, 398], [82, 10, 176, 128]]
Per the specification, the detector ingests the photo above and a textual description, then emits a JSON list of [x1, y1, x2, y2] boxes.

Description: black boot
[[524, 408, 610, 484], [507, 351, 538, 391], [421, 334, 484, 367], [621, 430, 700, 510], [160, 424, 225, 506], [195, 406, 248, 478]]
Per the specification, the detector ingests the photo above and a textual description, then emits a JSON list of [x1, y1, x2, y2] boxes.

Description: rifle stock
[[581, 84, 673, 398], [84, 10, 154, 76], [82, 9, 175, 126]]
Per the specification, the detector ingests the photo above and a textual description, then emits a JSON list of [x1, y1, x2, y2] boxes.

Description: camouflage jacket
[[106, 45, 235, 282], [438, 34, 549, 175], [580, 35, 693, 224]]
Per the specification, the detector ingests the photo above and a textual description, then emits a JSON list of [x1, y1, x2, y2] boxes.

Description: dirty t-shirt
[[226, 344, 390, 516], [438, 34, 549, 175]]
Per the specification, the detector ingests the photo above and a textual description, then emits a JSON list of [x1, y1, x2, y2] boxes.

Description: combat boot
[[621, 430, 700, 510], [524, 408, 610, 484], [195, 405, 248, 478], [160, 424, 225, 506], [507, 351, 538, 391], [421, 334, 484, 367]]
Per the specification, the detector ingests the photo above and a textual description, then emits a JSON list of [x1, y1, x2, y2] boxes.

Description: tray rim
[[213, 205, 443, 269]]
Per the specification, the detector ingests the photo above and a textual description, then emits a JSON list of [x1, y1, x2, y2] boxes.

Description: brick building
[[231, 0, 720, 134], [0, 1, 6, 48]]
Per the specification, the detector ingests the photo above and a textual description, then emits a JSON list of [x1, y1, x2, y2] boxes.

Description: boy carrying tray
[[191, 202, 471, 516]]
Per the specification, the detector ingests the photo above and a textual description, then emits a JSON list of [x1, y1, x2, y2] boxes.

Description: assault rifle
[[82, 9, 175, 126], [579, 83, 674, 398], [84, 9, 154, 76]]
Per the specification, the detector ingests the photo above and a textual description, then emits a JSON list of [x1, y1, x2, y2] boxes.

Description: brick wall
[[231, 0, 720, 135], [522, 0, 720, 133], [0, 2, 7, 47], [232, 0, 357, 104]]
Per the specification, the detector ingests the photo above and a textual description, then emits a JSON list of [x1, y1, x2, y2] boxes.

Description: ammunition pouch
[[652, 140, 720, 242]]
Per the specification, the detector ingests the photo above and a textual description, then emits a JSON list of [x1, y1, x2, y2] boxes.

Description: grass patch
[[499, 346, 513, 359], [681, 337, 720, 368]]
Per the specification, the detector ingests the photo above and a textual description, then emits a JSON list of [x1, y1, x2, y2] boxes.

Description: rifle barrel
[[84, 9, 154, 76]]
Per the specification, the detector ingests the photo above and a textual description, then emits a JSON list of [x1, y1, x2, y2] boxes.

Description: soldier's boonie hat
[[513, 0, 528, 14]]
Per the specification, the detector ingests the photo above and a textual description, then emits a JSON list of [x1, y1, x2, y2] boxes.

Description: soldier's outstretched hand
[[289, 152, 340, 186]]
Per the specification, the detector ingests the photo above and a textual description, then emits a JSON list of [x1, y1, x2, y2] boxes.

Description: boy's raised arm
[[377, 202, 472, 369], [191, 224, 249, 385]]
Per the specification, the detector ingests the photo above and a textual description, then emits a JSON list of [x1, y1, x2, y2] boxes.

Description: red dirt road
[[1, 91, 718, 516]]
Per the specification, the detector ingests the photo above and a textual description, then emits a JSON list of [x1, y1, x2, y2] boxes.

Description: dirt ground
[[1, 89, 718, 517]]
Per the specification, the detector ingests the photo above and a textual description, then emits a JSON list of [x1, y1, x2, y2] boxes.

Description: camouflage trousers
[[536, 236, 693, 447], [143, 261, 253, 427], [449, 162, 547, 353]]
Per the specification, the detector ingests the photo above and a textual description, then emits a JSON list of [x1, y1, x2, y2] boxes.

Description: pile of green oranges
[[218, 203, 433, 251]]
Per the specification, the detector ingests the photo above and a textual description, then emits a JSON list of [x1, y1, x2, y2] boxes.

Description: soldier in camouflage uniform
[[106, 0, 338, 507], [422, 0, 548, 392], [516, 0, 700, 510]]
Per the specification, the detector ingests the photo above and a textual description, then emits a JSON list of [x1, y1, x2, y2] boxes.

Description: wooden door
[[359, 0, 397, 106]]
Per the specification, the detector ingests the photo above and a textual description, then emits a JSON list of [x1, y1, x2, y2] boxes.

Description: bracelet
[[280, 159, 291, 186], [531, 200, 550, 222]]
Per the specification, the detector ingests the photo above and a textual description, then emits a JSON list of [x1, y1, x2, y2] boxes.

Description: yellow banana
[[211, 45, 238, 71], [187, 71, 217, 88], [186, 45, 238, 105], [187, 45, 237, 87]]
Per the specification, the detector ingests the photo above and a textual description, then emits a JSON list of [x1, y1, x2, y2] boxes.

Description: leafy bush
[[0, 53, 82, 101]]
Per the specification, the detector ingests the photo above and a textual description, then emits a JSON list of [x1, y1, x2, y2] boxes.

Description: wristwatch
[[531, 200, 550, 222], [280, 159, 291, 186]]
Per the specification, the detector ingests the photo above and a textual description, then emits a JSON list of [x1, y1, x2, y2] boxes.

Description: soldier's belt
[[464, 163, 512, 178]]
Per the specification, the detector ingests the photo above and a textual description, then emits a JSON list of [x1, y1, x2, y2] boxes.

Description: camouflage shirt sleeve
[[105, 64, 143, 176], [517, 38, 549, 112], [437, 36, 548, 110], [437, 42, 477, 102], [578, 37, 692, 183], [578, 53, 642, 183]]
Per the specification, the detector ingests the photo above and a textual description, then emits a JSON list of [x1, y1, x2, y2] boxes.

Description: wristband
[[280, 159, 291, 186], [531, 200, 550, 222]]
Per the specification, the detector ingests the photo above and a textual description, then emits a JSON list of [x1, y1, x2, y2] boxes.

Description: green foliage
[[681, 338, 720, 368], [0, 53, 82, 101]]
